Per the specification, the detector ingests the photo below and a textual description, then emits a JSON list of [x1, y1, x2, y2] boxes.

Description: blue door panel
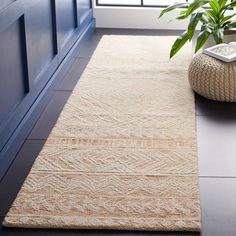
[[0, 18, 27, 124], [26, 0, 55, 84], [78, 0, 92, 24], [56, 0, 77, 49], [0, 0, 15, 11]]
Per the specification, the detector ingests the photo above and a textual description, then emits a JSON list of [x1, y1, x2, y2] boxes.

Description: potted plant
[[159, 0, 236, 58]]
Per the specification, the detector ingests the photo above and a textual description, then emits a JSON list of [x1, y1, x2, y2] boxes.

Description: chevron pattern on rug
[[3, 36, 201, 231]]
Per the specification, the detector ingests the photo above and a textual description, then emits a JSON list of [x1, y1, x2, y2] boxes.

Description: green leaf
[[170, 31, 189, 58], [209, 0, 221, 15], [206, 9, 218, 22], [186, 0, 210, 16], [159, 2, 187, 18], [176, 14, 189, 20], [222, 1, 236, 11], [225, 21, 236, 29], [195, 29, 211, 53], [180, 10, 187, 15], [176, 9, 189, 20], [188, 12, 203, 40], [218, 0, 229, 8], [220, 13, 236, 25], [212, 28, 224, 44], [200, 12, 212, 24], [222, 20, 233, 28]]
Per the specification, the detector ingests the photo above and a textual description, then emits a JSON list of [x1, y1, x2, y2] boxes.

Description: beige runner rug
[[3, 36, 201, 231]]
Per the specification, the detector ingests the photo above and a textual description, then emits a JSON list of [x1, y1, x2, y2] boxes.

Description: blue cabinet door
[[0, 0, 94, 179]]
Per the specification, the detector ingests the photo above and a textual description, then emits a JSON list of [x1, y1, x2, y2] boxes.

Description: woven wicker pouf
[[188, 53, 236, 102]]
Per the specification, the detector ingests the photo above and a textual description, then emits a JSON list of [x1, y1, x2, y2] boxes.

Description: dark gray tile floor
[[55, 58, 90, 91], [197, 178, 236, 236], [198, 115, 236, 177], [28, 91, 71, 140], [1, 28, 236, 236], [195, 94, 236, 117]]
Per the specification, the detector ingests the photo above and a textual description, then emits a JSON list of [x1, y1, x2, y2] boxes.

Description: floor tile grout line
[[71, 55, 93, 59], [196, 114, 236, 117], [70, 55, 93, 59], [199, 176, 236, 179], [51, 89, 72, 92], [53, 89, 74, 92], [26, 138, 47, 141]]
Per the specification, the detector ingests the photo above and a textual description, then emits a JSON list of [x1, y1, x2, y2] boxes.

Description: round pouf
[[188, 53, 236, 102]]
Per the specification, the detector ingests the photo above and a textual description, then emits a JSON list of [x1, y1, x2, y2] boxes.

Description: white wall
[[93, 2, 189, 30]]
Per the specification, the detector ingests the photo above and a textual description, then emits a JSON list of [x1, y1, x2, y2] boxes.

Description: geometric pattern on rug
[[3, 36, 201, 231]]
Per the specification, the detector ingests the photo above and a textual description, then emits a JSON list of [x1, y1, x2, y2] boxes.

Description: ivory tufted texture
[[188, 53, 236, 102], [3, 36, 201, 232]]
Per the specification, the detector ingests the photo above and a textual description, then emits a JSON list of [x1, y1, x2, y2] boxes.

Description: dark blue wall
[[0, 0, 94, 179]]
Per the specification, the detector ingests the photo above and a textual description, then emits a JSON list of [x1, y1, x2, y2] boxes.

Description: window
[[96, 0, 190, 7]]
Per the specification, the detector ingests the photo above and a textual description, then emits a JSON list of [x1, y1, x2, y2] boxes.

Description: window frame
[[95, 0, 190, 8]]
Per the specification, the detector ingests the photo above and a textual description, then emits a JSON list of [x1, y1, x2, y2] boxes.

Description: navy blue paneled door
[[0, 0, 94, 179]]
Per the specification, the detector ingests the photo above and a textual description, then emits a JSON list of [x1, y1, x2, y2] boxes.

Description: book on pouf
[[203, 42, 236, 62]]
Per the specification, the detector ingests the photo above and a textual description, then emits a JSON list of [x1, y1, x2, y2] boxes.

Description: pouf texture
[[188, 53, 236, 102]]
